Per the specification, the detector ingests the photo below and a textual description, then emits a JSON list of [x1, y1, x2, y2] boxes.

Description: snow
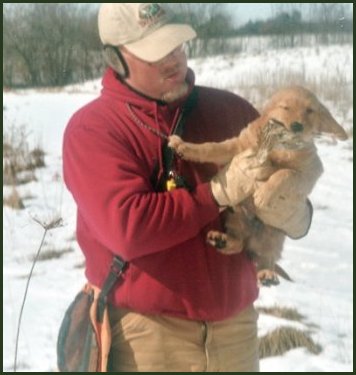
[[3, 43, 353, 372]]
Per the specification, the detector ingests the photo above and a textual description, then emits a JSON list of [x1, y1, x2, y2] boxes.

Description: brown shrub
[[31, 247, 74, 261], [257, 306, 305, 322], [3, 124, 46, 187], [3, 188, 25, 209], [259, 326, 322, 359]]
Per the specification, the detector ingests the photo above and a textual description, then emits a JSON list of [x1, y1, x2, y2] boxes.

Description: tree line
[[3, 3, 353, 88], [237, 4, 352, 38], [3, 4, 101, 87]]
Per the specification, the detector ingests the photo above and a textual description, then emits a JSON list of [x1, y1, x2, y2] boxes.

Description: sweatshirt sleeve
[[63, 118, 219, 261]]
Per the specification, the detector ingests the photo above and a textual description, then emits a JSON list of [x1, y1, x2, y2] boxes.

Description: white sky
[[227, 3, 353, 26], [227, 3, 273, 25]]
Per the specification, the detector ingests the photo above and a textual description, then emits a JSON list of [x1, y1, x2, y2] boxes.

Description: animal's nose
[[290, 122, 304, 133]]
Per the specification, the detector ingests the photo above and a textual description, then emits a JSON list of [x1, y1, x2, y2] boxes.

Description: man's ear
[[102, 45, 129, 79]]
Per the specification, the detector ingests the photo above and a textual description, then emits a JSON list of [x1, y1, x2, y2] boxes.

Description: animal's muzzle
[[290, 122, 304, 133]]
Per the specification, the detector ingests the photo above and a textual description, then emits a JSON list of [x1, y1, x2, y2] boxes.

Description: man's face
[[121, 45, 189, 102]]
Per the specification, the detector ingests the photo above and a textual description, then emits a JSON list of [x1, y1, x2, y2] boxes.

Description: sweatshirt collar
[[101, 67, 195, 111]]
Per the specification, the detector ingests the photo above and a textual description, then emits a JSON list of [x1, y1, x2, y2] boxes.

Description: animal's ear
[[318, 105, 348, 140]]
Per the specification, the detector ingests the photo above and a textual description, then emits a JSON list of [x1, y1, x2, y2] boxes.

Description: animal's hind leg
[[206, 230, 244, 255], [255, 257, 280, 286], [257, 268, 280, 287]]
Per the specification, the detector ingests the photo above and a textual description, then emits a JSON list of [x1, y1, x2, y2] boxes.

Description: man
[[63, 3, 312, 372]]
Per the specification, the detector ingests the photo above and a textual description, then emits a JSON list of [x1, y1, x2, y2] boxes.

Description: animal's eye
[[280, 105, 289, 111], [306, 108, 314, 114]]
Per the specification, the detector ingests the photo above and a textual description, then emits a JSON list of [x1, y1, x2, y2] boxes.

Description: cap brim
[[124, 24, 196, 63]]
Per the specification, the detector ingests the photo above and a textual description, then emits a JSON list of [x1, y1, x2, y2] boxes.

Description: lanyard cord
[[126, 103, 169, 140], [126, 88, 198, 191], [125, 87, 198, 142]]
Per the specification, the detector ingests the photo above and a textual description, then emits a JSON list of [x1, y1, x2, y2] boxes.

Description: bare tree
[[308, 3, 351, 44], [4, 4, 43, 86], [3, 4, 101, 87], [269, 3, 303, 48], [166, 3, 234, 57]]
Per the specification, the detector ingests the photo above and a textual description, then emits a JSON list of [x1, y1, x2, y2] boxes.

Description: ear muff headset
[[102, 45, 129, 79]]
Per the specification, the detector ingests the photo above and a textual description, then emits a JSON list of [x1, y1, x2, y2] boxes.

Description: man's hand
[[210, 149, 275, 207], [254, 190, 313, 239]]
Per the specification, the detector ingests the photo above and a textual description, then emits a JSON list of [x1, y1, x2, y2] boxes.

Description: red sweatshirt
[[63, 68, 260, 321]]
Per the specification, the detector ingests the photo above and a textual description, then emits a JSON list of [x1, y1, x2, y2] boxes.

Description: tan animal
[[169, 86, 348, 285]]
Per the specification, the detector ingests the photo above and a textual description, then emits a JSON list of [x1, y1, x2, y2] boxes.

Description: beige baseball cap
[[98, 3, 197, 63]]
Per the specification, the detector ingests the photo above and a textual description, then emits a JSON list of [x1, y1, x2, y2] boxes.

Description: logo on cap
[[138, 3, 165, 27]]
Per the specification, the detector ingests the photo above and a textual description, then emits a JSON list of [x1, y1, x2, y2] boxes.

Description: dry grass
[[3, 123, 46, 211], [3, 188, 25, 210], [3, 144, 45, 186], [32, 247, 74, 261], [259, 326, 322, 358], [3, 124, 46, 187], [257, 305, 322, 358], [257, 305, 306, 322], [74, 261, 85, 269]]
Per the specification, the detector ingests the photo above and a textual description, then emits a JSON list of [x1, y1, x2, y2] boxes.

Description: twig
[[13, 217, 63, 372]]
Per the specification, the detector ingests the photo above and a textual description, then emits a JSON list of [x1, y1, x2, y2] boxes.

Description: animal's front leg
[[168, 135, 239, 165]]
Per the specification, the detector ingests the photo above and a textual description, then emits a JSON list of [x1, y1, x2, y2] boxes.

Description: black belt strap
[[96, 256, 127, 322]]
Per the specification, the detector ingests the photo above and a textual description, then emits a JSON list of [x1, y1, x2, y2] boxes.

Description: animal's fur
[[169, 86, 348, 285]]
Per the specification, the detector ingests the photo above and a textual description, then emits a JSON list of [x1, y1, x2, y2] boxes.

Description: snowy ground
[[3, 44, 353, 372]]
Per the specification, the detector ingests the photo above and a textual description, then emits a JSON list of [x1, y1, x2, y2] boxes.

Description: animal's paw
[[168, 135, 201, 161], [168, 135, 185, 158], [257, 269, 280, 287], [207, 231, 227, 249], [206, 231, 244, 255], [168, 135, 183, 149]]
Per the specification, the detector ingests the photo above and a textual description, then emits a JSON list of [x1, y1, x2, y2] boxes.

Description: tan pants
[[108, 305, 259, 372]]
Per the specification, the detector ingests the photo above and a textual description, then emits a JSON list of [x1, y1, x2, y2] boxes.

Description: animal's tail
[[275, 263, 294, 282]]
